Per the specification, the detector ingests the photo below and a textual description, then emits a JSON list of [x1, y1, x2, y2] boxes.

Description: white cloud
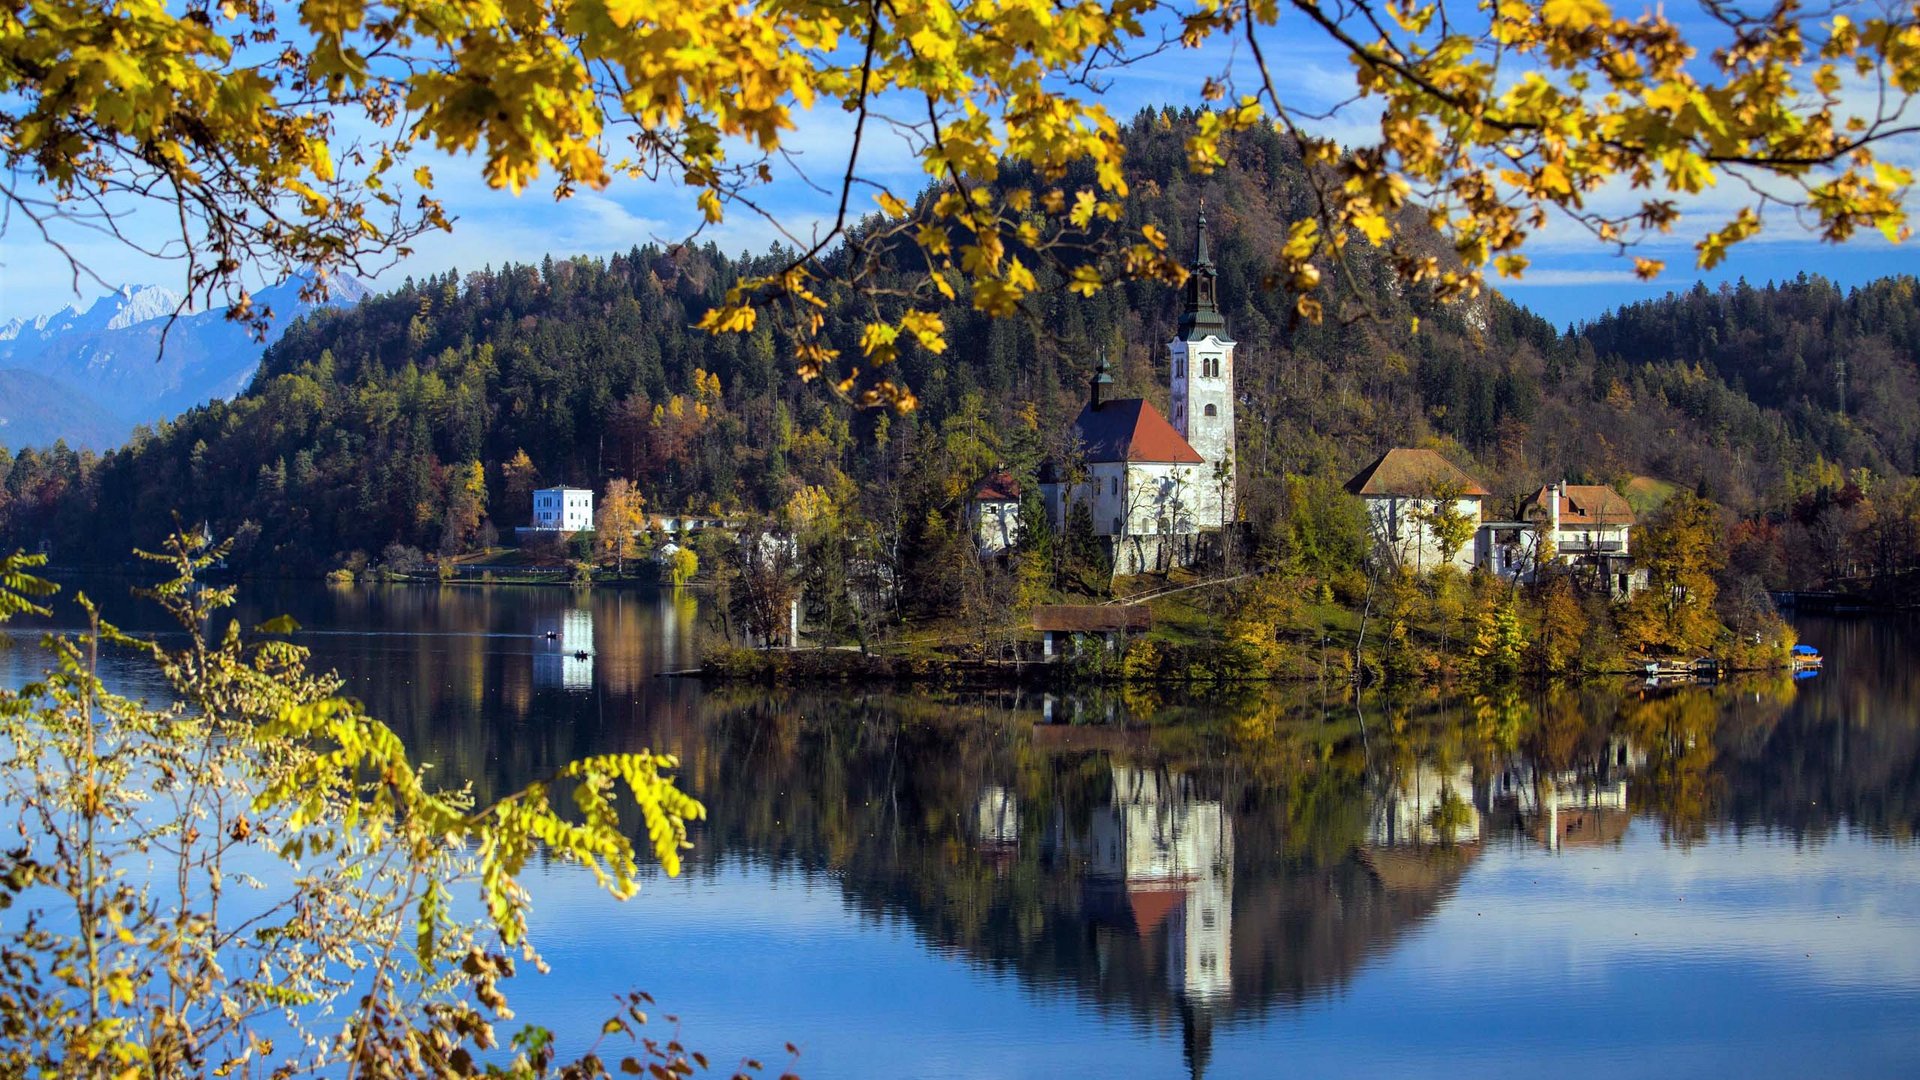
[[1497, 269, 1664, 287]]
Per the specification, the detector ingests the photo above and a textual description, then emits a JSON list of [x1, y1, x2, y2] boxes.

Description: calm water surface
[[7, 581, 1919, 1079]]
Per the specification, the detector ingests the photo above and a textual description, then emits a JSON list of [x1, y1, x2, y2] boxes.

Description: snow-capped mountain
[[0, 284, 186, 349], [0, 276, 370, 449]]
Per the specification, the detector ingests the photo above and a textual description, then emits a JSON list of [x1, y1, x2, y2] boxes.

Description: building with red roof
[[968, 470, 1024, 553], [1519, 481, 1641, 596], [1029, 207, 1237, 576]]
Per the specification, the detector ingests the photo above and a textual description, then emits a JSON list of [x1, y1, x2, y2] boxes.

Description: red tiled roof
[[1345, 448, 1491, 497], [1073, 399, 1205, 464], [1127, 886, 1187, 935], [973, 470, 1022, 501], [1524, 484, 1636, 526]]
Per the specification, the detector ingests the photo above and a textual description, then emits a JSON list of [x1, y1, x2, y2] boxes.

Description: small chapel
[[1036, 208, 1238, 576]]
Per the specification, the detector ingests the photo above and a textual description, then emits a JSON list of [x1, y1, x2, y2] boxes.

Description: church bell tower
[[1168, 207, 1236, 524]]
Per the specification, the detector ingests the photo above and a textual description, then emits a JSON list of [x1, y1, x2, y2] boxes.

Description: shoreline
[[680, 644, 1803, 689]]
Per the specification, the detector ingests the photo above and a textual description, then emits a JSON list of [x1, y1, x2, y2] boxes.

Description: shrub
[[0, 536, 761, 1079], [380, 542, 429, 573]]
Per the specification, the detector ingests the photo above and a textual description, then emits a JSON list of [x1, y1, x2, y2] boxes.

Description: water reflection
[[534, 606, 595, 691], [1370, 762, 1479, 846], [1488, 735, 1639, 852], [1080, 767, 1233, 1071], [6, 588, 1919, 1077]]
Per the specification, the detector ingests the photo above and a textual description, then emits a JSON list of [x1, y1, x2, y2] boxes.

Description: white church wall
[[972, 499, 1021, 553], [1058, 463, 1215, 540], [1049, 462, 1221, 576]]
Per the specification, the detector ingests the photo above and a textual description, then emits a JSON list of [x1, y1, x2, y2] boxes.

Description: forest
[[0, 111, 1914, 609]]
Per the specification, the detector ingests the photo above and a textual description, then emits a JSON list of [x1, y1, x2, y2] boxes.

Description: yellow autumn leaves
[[4, 0, 1916, 401]]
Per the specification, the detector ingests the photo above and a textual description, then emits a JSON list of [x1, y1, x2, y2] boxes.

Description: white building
[[1036, 208, 1236, 576], [968, 471, 1024, 553], [1345, 448, 1488, 574], [1524, 482, 1635, 557], [531, 486, 594, 532], [1042, 370, 1210, 576], [1525, 482, 1640, 597], [1167, 208, 1237, 529], [1479, 481, 1642, 596]]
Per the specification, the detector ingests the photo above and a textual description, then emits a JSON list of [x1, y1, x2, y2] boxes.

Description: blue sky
[[1, 9, 1914, 330]]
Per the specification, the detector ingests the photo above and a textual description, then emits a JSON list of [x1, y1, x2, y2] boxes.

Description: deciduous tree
[[1619, 490, 1726, 654], [1530, 571, 1588, 674], [501, 448, 540, 520], [439, 460, 488, 553], [1416, 478, 1478, 573], [9, 0, 1914, 401], [669, 545, 699, 587], [0, 537, 727, 1078], [596, 477, 648, 573]]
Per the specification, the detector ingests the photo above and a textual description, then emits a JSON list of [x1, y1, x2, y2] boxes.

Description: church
[[1037, 209, 1238, 576]]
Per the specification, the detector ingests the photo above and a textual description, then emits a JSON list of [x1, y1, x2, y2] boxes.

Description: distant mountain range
[[0, 276, 370, 451]]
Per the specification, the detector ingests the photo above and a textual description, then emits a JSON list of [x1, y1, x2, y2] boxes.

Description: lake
[[6, 580, 1919, 1079]]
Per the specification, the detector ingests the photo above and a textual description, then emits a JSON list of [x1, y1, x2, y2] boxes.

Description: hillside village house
[[531, 486, 594, 532], [1034, 208, 1238, 576], [1521, 482, 1640, 596], [1352, 447, 1646, 596], [969, 471, 1024, 553], [1343, 448, 1488, 573], [1479, 483, 1642, 595]]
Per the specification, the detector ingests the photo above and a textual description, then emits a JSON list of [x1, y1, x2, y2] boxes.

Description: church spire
[[1178, 203, 1228, 342], [1089, 345, 1114, 410]]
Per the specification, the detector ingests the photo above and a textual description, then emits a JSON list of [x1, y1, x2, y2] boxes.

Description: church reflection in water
[[970, 763, 1237, 1076], [1083, 767, 1233, 1010], [120, 584, 1910, 1078], [942, 720, 1664, 1076]]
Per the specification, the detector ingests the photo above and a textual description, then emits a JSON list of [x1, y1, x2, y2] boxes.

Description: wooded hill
[[2, 110, 1913, 572]]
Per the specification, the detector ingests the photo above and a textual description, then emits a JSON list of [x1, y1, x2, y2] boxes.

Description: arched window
[[1113, 517, 1124, 534], [1175, 406, 1184, 424], [1203, 403, 1218, 417]]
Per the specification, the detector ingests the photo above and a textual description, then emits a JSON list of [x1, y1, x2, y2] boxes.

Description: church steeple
[[1166, 196, 1236, 528], [1089, 346, 1115, 410], [1178, 206, 1228, 342]]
